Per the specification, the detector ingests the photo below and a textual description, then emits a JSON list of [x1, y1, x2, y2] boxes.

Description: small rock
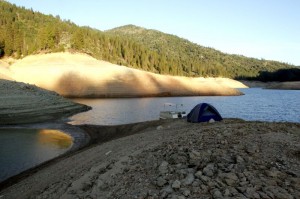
[[236, 155, 244, 164], [219, 172, 239, 186], [192, 179, 201, 187], [227, 186, 239, 196], [223, 172, 238, 181], [172, 180, 181, 189], [181, 188, 190, 197], [192, 186, 201, 194], [200, 184, 208, 193], [236, 187, 246, 193], [160, 185, 174, 197], [223, 188, 230, 197], [239, 181, 249, 186], [215, 178, 226, 187], [199, 175, 210, 184], [171, 195, 185, 199], [182, 173, 194, 185], [161, 185, 174, 194], [157, 176, 167, 187], [246, 144, 259, 154], [265, 167, 281, 178], [157, 125, 163, 130], [191, 150, 201, 156], [203, 163, 215, 177], [195, 171, 202, 178], [244, 187, 256, 198], [160, 191, 169, 198], [212, 188, 222, 199], [158, 161, 169, 174], [96, 179, 107, 190], [257, 191, 271, 199], [209, 118, 215, 123], [220, 139, 228, 144]]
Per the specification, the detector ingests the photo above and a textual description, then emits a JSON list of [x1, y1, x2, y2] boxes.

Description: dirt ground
[[0, 119, 299, 199]]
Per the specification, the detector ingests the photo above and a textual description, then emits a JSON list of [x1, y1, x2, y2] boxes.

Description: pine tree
[[0, 40, 4, 57], [71, 29, 84, 50]]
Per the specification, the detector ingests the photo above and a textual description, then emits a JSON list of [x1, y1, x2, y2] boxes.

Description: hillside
[[0, 1, 295, 79], [0, 52, 246, 97]]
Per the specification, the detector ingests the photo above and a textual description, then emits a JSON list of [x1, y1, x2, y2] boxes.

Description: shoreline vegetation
[[0, 119, 299, 198]]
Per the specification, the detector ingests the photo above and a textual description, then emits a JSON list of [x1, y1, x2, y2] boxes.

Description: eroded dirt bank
[[0, 79, 90, 124]]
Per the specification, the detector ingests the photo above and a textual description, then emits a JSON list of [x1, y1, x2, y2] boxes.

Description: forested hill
[[107, 25, 295, 78], [0, 1, 295, 79]]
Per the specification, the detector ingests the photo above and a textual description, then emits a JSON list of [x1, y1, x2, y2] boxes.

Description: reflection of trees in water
[[37, 130, 72, 149]]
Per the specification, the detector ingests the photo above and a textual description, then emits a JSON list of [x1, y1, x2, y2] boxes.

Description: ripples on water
[[0, 129, 72, 182], [70, 88, 300, 125]]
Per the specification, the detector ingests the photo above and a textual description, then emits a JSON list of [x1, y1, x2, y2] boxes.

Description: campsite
[[187, 103, 223, 123], [0, 1, 299, 199]]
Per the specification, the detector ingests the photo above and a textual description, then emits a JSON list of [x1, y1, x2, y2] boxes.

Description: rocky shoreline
[[241, 80, 300, 90], [103, 120, 299, 199], [0, 79, 91, 124], [0, 119, 299, 199]]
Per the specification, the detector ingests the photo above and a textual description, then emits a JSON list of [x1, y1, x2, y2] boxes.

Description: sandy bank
[[0, 79, 90, 125], [0, 53, 246, 97], [0, 119, 299, 199]]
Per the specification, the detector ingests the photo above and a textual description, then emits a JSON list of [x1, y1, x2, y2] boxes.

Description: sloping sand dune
[[1, 53, 247, 97]]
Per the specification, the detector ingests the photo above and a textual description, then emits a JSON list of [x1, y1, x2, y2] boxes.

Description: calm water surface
[[0, 129, 72, 182], [69, 88, 300, 125], [1, 88, 299, 183]]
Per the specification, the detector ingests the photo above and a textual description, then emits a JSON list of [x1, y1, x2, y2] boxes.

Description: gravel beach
[[0, 119, 299, 199]]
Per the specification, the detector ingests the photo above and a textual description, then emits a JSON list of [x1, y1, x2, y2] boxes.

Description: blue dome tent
[[187, 103, 223, 123]]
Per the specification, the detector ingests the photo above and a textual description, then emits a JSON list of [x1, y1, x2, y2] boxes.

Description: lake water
[[0, 129, 73, 182], [69, 88, 300, 125], [1, 88, 299, 183]]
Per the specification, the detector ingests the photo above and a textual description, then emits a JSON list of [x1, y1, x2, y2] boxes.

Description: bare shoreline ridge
[[0, 52, 246, 98]]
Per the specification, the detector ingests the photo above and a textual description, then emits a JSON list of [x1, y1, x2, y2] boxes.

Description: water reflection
[[0, 128, 73, 182], [38, 129, 72, 149]]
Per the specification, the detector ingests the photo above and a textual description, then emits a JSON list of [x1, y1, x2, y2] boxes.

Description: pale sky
[[6, 0, 300, 66]]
